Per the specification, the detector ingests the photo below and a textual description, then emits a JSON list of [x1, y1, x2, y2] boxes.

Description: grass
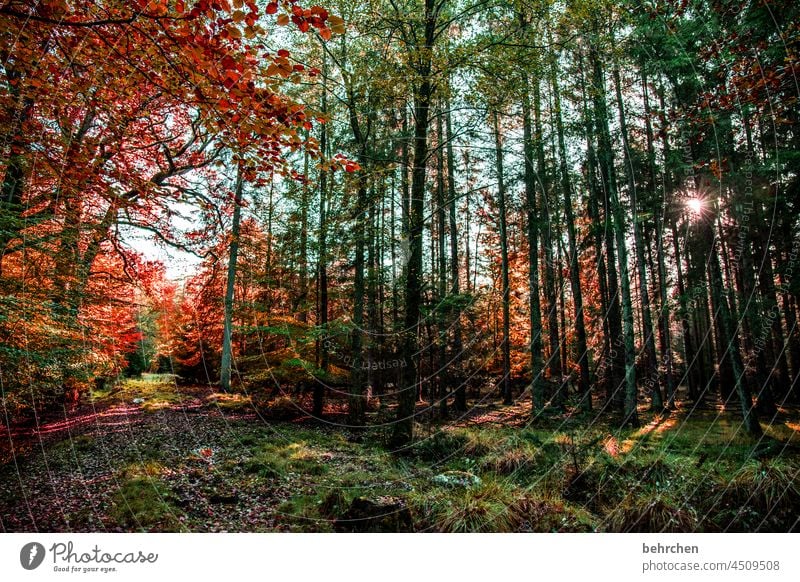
[[243, 441, 329, 478]]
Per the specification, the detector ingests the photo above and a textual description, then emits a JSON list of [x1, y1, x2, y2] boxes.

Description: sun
[[686, 198, 704, 215]]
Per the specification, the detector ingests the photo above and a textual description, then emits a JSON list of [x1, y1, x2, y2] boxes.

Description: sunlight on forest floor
[[1, 376, 798, 533]]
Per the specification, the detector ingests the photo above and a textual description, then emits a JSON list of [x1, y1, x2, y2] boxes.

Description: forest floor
[[1, 375, 799, 532]]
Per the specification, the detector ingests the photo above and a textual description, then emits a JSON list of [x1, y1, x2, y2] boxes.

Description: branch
[[0, 6, 189, 28]]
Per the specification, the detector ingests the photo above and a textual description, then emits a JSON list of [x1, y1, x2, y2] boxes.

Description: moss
[[110, 471, 183, 532], [205, 392, 253, 411], [51, 434, 95, 455]]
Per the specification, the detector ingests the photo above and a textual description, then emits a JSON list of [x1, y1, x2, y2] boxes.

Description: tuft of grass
[[707, 459, 800, 531], [277, 494, 336, 532], [409, 428, 494, 464], [409, 479, 520, 532], [318, 489, 348, 519], [510, 495, 598, 532], [604, 496, 698, 532], [481, 446, 538, 477], [409, 430, 469, 462]]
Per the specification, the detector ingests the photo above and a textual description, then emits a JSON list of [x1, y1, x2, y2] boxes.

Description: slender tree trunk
[[704, 216, 762, 436], [643, 68, 675, 408], [393, 0, 438, 446], [612, 63, 662, 410], [533, 78, 562, 407], [493, 109, 513, 405], [314, 53, 329, 417], [298, 141, 309, 323], [345, 93, 370, 428], [590, 42, 638, 426], [435, 110, 448, 416], [220, 167, 244, 393], [446, 93, 466, 412], [588, 45, 626, 413], [521, 75, 545, 413], [550, 51, 590, 410], [579, 49, 612, 402]]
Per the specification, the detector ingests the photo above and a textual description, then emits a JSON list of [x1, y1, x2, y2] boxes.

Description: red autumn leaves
[[267, 0, 341, 39]]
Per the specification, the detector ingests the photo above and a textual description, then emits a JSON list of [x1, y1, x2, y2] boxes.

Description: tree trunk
[[446, 93, 466, 412], [220, 167, 244, 393], [590, 42, 638, 426], [521, 74, 545, 413], [436, 110, 448, 416], [393, 0, 438, 447], [643, 68, 675, 408], [550, 49, 591, 410], [588, 45, 626, 414], [493, 109, 512, 405], [314, 52, 329, 417], [533, 78, 563, 407], [612, 63, 662, 410]]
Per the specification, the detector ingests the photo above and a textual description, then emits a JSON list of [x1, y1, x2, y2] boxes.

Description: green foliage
[[0, 295, 92, 417]]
